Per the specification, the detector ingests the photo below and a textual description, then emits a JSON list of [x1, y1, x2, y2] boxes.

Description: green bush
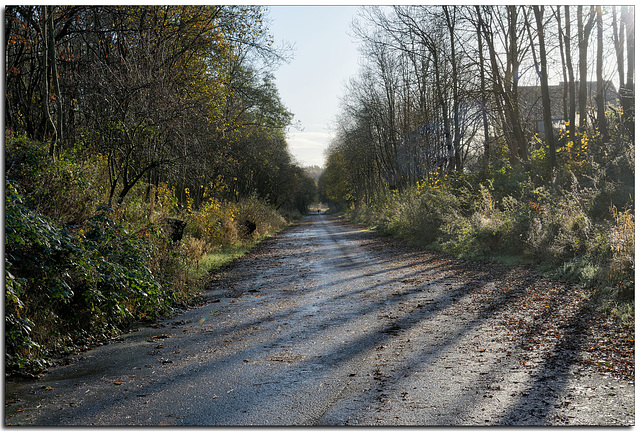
[[5, 182, 179, 373], [5, 133, 296, 375], [5, 132, 107, 225], [349, 182, 464, 247], [439, 214, 477, 257]]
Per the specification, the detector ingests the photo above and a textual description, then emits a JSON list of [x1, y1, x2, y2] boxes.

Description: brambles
[[4, 134, 294, 375], [5, 182, 176, 372]]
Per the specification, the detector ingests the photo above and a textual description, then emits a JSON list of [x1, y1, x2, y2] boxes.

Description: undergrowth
[[347, 144, 634, 325], [4, 133, 290, 375]]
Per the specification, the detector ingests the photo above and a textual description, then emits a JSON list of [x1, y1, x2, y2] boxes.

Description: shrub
[[185, 194, 236, 246], [412, 187, 463, 244], [352, 182, 465, 247], [523, 186, 594, 263], [234, 195, 287, 238], [463, 186, 527, 255], [4, 134, 292, 375], [346, 168, 633, 314], [5, 182, 179, 373], [5, 132, 107, 225], [439, 214, 477, 257]]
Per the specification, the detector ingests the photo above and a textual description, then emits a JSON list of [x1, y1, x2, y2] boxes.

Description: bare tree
[[564, 6, 577, 144], [555, 6, 568, 124], [594, 6, 608, 140], [621, 6, 635, 134], [39, 6, 57, 151], [474, 7, 491, 165], [577, 6, 596, 131], [532, 6, 557, 170], [443, 6, 463, 171], [477, 6, 528, 164]]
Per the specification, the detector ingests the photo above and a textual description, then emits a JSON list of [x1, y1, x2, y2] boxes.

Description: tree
[[319, 148, 352, 207], [473, 6, 492, 166], [5, 6, 59, 142], [611, 6, 634, 137], [532, 6, 557, 170], [555, 7, 568, 124], [564, 6, 577, 144], [5, 6, 304, 210], [620, 6, 635, 135], [477, 6, 528, 164], [443, 6, 463, 171], [353, 6, 476, 180], [325, 4, 634, 215], [594, 6, 608, 140], [577, 6, 596, 131], [77, 6, 230, 205]]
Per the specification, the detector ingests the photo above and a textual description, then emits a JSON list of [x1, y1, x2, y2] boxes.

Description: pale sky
[[266, 6, 361, 168]]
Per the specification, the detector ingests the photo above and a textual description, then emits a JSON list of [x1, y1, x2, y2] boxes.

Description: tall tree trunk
[[533, 6, 557, 170], [612, 6, 626, 101], [594, 6, 608, 141], [432, 51, 454, 171], [621, 5, 635, 135], [479, 6, 519, 165], [443, 6, 462, 172], [46, 5, 63, 158], [475, 7, 491, 166], [556, 7, 568, 123], [564, 6, 576, 143], [577, 6, 596, 131], [507, 6, 528, 162], [40, 6, 57, 147]]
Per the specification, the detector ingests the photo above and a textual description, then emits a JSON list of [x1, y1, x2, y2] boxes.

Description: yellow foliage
[[190, 196, 235, 245], [557, 131, 591, 174], [610, 207, 634, 262], [156, 183, 177, 211], [184, 187, 193, 214]]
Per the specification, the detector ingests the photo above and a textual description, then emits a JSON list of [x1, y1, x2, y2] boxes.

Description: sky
[[266, 6, 362, 168]]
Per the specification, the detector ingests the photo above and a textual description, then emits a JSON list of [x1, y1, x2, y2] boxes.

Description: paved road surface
[[4, 215, 634, 425]]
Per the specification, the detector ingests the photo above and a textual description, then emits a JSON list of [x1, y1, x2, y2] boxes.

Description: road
[[4, 215, 634, 425]]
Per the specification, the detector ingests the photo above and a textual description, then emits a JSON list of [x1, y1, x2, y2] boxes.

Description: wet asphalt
[[4, 214, 634, 425]]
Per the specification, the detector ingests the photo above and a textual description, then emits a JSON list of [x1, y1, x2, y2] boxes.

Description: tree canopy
[[321, 6, 634, 206], [6, 5, 315, 210]]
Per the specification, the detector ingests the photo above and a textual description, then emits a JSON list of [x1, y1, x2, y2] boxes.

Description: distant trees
[[322, 5, 634, 208], [5, 5, 315, 212]]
